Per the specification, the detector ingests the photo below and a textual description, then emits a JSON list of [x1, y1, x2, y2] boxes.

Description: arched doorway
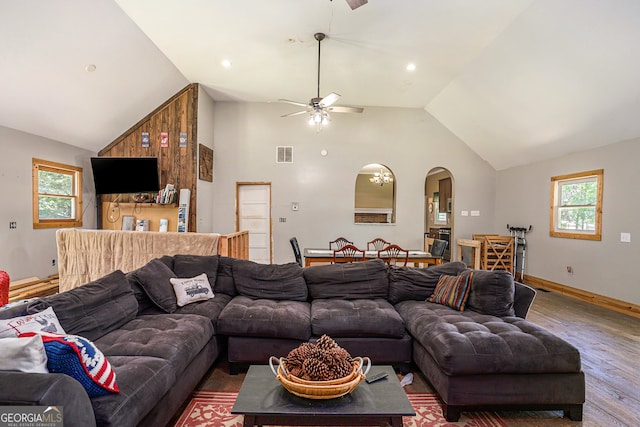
[[425, 168, 454, 262]]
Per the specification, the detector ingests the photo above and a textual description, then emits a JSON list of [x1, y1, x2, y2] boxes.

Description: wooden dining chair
[[367, 237, 391, 251], [333, 244, 365, 263], [472, 234, 499, 269], [482, 236, 514, 273], [377, 244, 409, 266], [329, 237, 353, 250]]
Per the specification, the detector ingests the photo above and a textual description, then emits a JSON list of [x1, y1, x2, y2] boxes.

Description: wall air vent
[[276, 146, 293, 163]]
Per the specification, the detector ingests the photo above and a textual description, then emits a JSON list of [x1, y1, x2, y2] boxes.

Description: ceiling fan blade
[[281, 110, 308, 118], [278, 99, 309, 107], [319, 92, 341, 108], [345, 0, 368, 10], [327, 105, 364, 114]]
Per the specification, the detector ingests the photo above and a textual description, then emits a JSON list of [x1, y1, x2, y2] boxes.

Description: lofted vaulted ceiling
[[2, 0, 640, 170]]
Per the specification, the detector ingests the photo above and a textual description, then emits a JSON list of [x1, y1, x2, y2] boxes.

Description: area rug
[[173, 390, 507, 427]]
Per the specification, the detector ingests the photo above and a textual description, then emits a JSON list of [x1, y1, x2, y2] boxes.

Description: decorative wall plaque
[[199, 144, 213, 182]]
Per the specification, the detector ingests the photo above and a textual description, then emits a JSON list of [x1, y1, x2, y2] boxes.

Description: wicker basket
[[269, 356, 371, 400]]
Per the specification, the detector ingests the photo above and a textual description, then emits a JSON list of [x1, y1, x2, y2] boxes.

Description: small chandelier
[[308, 107, 330, 131], [370, 169, 392, 186]]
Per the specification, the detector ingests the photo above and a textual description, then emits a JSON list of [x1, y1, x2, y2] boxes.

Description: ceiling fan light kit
[[280, 32, 363, 131], [309, 108, 330, 127]]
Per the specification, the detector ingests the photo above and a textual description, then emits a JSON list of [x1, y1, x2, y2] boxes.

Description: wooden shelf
[[101, 202, 178, 232], [110, 203, 177, 208]]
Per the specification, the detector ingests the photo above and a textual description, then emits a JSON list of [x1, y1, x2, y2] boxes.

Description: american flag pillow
[[19, 331, 119, 397]]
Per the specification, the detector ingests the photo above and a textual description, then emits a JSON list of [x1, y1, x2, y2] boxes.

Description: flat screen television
[[90, 157, 160, 195]]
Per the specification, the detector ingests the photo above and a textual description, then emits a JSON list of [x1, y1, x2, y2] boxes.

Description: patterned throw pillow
[[170, 273, 214, 307], [0, 307, 66, 338], [427, 273, 473, 311], [20, 331, 119, 397]]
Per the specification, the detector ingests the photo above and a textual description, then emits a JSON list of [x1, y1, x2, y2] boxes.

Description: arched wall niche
[[354, 163, 396, 224]]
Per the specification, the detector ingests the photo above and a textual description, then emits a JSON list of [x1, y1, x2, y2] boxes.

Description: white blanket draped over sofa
[[56, 229, 220, 292]]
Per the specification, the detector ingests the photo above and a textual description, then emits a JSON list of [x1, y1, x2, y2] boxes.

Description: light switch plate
[[621, 232, 631, 243], [461, 211, 469, 216], [471, 210, 480, 217]]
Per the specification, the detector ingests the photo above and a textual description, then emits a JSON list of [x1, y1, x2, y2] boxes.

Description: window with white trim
[[550, 169, 603, 240], [32, 158, 83, 229]]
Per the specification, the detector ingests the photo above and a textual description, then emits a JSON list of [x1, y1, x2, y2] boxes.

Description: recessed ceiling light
[[85, 64, 97, 72], [406, 63, 416, 72], [221, 59, 232, 68]]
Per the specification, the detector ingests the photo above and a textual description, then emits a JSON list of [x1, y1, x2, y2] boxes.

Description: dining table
[[303, 248, 443, 267]]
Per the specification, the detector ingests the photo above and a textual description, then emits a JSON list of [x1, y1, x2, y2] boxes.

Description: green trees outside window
[[32, 158, 83, 229], [550, 169, 603, 241]]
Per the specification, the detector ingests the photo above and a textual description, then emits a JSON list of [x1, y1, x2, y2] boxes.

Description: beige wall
[[3, 98, 636, 308], [0, 126, 96, 281], [196, 86, 216, 232], [495, 138, 639, 305], [210, 102, 497, 263]]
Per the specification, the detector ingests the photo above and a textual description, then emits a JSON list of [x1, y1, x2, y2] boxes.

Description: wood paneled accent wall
[[98, 84, 199, 231]]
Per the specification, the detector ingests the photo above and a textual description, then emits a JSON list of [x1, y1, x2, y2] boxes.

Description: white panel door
[[237, 184, 271, 263]]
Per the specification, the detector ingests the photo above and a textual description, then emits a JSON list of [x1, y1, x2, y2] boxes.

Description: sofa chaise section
[[394, 268, 585, 421]]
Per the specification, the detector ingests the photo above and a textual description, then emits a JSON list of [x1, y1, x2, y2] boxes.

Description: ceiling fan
[[330, 0, 368, 10], [345, 0, 368, 10], [279, 32, 364, 129]]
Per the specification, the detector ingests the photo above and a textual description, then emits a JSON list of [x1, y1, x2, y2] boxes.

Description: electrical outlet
[[9, 221, 17, 229], [621, 232, 631, 243], [279, 217, 287, 223], [52, 259, 56, 267], [566, 266, 573, 274]]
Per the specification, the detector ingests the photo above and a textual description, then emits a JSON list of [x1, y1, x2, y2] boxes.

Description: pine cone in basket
[[285, 342, 315, 371], [325, 349, 353, 378], [302, 357, 331, 381], [316, 334, 339, 352], [282, 335, 357, 381], [323, 346, 352, 365]]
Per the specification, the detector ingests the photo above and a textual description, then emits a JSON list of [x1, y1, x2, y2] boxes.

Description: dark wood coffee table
[[232, 365, 415, 427]]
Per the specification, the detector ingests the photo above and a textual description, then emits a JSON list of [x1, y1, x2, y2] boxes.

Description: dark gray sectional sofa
[[0, 255, 585, 426]]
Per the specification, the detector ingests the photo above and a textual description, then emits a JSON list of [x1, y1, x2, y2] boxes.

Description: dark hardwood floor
[[192, 289, 640, 427]]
